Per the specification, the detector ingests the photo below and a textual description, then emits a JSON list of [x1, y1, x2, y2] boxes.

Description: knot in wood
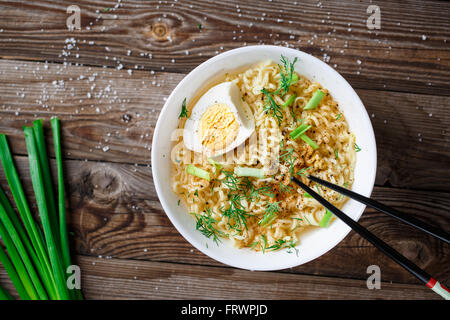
[[151, 23, 168, 40], [88, 167, 122, 201], [397, 240, 431, 268]]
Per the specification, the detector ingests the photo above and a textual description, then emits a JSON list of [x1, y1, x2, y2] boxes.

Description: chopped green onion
[[319, 210, 333, 228], [259, 212, 277, 227], [299, 134, 319, 150], [335, 113, 342, 120], [303, 192, 312, 198], [282, 94, 297, 108], [290, 123, 307, 139], [354, 143, 362, 152], [186, 164, 210, 181], [303, 90, 325, 110], [234, 166, 265, 178], [335, 149, 339, 160], [290, 124, 312, 140], [207, 157, 223, 171], [259, 202, 280, 227]]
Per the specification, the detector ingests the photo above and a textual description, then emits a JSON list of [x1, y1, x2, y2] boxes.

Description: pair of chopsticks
[[291, 175, 450, 300]]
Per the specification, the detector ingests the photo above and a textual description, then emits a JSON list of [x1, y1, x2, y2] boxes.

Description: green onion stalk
[[0, 284, 14, 300], [0, 118, 82, 300], [51, 118, 83, 300]]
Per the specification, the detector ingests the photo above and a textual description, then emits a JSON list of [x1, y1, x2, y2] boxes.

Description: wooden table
[[0, 0, 448, 300]]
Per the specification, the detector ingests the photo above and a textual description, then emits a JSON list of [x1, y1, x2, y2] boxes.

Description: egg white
[[183, 82, 255, 157]]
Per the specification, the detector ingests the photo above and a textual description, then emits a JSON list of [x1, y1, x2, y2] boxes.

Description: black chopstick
[[291, 176, 450, 300], [307, 175, 450, 244]]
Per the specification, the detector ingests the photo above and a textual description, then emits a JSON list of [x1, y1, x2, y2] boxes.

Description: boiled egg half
[[183, 82, 255, 157]]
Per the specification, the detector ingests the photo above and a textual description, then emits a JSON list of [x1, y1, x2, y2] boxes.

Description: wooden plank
[[0, 155, 448, 285], [0, 255, 441, 300], [0, 58, 175, 165], [357, 89, 450, 190], [0, 0, 449, 95], [0, 60, 449, 189]]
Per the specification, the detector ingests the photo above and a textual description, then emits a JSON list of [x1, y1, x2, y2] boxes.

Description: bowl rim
[[151, 45, 377, 271]]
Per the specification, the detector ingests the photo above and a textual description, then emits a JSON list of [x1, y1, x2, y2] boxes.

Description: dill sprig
[[260, 55, 299, 123], [338, 182, 349, 201], [249, 240, 259, 249], [315, 183, 323, 196], [178, 97, 189, 118], [267, 239, 287, 251], [277, 140, 298, 195], [221, 172, 273, 201], [276, 55, 299, 96], [285, 240, 299, 256], [295, 166, 313, 177], [221, 194, 249, 230], [194, 208, 226, 245], [279, 180, 294, 194], [267, 239, 298, 255], [260, 235, 268, 253], [247, 185, 275, 202], [221, 170, 240, 191], [259, 201, 281, 227], [261, 88, 283, 124], [279, 140, 296, 175], [303, 216, 313, 225]]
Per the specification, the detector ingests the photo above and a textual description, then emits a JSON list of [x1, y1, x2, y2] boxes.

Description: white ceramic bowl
[[151, 45, 377, 271]]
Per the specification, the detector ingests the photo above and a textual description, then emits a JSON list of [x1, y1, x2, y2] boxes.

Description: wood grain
[[0, 0, 449, 95], [0, 59, 449, 190], [0, 155, 448, 285], [0, 0, 449, 301], [0, 255, 441, 300]]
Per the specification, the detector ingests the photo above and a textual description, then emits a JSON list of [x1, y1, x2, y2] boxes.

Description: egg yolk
[[198, 103, 239, 152]]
